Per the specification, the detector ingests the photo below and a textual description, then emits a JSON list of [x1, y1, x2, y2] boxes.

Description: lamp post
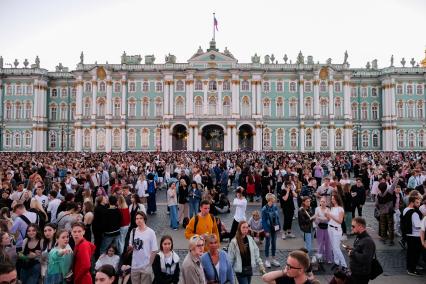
[[60, 123, 65, 152], [260, 123, 267, 151], [156, 123, 162, 152]]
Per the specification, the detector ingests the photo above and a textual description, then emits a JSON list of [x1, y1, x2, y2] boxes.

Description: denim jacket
[[261, 204, 280, 233]]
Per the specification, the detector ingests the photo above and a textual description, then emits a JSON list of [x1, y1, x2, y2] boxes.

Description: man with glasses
[[181, 235, 207, 284], [262, 250, 313, 284], [0, 261, 17, 284]]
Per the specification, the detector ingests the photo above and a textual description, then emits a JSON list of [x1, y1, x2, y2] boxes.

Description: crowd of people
[[0, 151, 425, 283]]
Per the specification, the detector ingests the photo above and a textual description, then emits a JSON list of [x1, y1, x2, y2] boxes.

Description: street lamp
[[156, 123, 162, 152], [60, 123, 65, 152], [260, 123, 267, 151]]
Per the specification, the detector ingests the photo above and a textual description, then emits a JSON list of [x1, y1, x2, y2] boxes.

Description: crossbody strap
[[208, 252, 220, 282]]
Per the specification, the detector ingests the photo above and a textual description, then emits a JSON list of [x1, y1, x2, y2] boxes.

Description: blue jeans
[[304, 231, 313, 255], [189, 199, 199, 218], [100, 233, 119, 255], [21, 262, 41, 284], [265, 231, 277, 257], [169, 205, 178, 229], [236, 276, 251, 284], [118, 225, 129, 254]]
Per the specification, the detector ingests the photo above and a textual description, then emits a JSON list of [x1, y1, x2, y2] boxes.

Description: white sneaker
[[281, 233, 287, 240], [271, 259, 280, 267], [287, 233, 296, 238], [264, 260, 271, 268]]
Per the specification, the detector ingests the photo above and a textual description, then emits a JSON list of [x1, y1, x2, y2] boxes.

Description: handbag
[[318, 223, 328, 229], [369, 253, 383, 280], [374, 207, 380, 220]]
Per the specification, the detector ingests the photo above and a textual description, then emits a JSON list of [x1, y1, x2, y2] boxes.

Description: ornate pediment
[[188, 47, 237, 64]]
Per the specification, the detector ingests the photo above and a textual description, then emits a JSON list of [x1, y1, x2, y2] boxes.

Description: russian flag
[[214, 15, 218, 31]]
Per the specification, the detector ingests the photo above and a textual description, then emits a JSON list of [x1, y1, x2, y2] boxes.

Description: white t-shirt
[[403, 207, 421, 237], [328, 206, 344, 228], [420, 216, 426, 232], [233, 198, 247, 222], [47, 198, 61, 223], [34, 195, 49, 208], [131, 227, 158, 270]]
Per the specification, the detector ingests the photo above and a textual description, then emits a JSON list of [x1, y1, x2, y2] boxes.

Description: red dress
[[73, 238, 96, 284], [247, 175, 255, 195]]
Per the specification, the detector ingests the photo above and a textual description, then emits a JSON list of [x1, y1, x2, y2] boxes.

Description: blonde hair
[[265, 193, 276, 202], [30, 198, 47, 220]]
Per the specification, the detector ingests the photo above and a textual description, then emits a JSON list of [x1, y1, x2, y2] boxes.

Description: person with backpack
[[375, 176, 398, 246], [10, 203, 39, 251], [401, 193, 423, 276], [146, 176, 157, 215], [184, 200, 220, 251]]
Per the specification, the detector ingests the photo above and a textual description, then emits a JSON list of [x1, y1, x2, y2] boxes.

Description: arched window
[[396, 85, 402, 95], [156, 82, 163, 93], [6, 85, 12, 95], [142, 82, 149, 92], [335, 97, 342, 117], [15, 85, 22, 95], [5, 102, 12, 120], [351, 87, 357, 97], [4, 131, 12, 147], [372, 132, 379, 148], [60, 104, 67, 120], [61, 88, 67, 97], [335, 130, 342, 148], [362, 131, 369, 148], [241, 80, 250, 91], [241, 96, 251, 117], [418, 130, 425, 147], [70, 130, 75, 149], [290, 82, 296, 92], [49, 131, 57, 149], [290, 129, 297, 148], [263, 98, 271, 117], [14, 132, 21, 148], [334, 82, 341, 93], [306, 129, 313, 148], [141, 128, 149, 149], [371, 103, 378, 120], [361, 87, 367, 98], [276, 128, 284, 148], [129, 82, 136, 92], [223, 96, 231, 116], [407, 101, 414, 118], [97, 99, 106, 117], [15, 102, 22, 120], [50, 104, 57, 120], [416, 84, 423, 95], [195, 80, 203, 91], [289, 97, 297, 117], [128, 98, 136, 117], [407, 85, 413, 95], [25, 102, 32, 119], [194, 96, 203, 116], [84, 98, 91, 117], [128, 129, 136, 149], [397, 101, 404, 118], [417, 101, 424, 119], [321, 131, 328, 147], [51, 88, 58, 97], [371, 88, 377, 97], [176, 80, 184, 91], [352, 131, 358, 149], [276, 82, 283, 92], [83, 129, 91, 148], [304, 82, 312, 93], [208, 96, 217, 115], [175, 96, 185, 116], [361, 103, 368, 120], [398, 130, 405, 148], [85, 83, 91, 92], [223, 80, 230, 91], [24, 131, 31, 148], [99, 82, 106, 92], [351, 103, 358, 120], [155, 97, 163, 117], [209, 80, 217, 91], [263, 81, 270, 92], [320, 98, 328, 117], [114, 82, 121, 93], [142, 97, 149, 117], [319, 81, 327, 92], [113, 99, 121, 117], [276, 97, 284, 118], [263, 128, 271, 148], [71, 88, 76, 97], [113, 129, 121, 148], [408, 132, 415, 148], [97, 129, 105, 149], [305, 97, 313, 117], [71, 104, 76, 120], [155, 128, 161, 150]]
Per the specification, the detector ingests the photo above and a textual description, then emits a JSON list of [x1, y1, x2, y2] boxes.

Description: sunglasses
[[285, 262, 302, 270]]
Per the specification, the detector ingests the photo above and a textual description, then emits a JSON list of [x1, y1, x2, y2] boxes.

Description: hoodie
[[73, 239, 96, 284]]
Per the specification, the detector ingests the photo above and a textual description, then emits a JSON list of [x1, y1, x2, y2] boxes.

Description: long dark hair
[[235, 221, 248, 255]]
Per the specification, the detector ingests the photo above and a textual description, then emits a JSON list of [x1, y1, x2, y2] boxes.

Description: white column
[[121, 77, 127, 118], [313, 78, 320, 119], [91, 127, 96, 152], [75, 79, 83, 151], [329, 125, 335, 152], [328, 79, 334, 119], [194, 127, 199, 151], [343, 76, 352, 151], [224, 126, 231, 151], [121, 126, 126, 151], [299, 76, 305, 118], [203, 81, 208, 115], [231, 76, 240, 117], [163, 82, 169, 115], [186, 79, 193, 118], [254, 127, 260, 151], [256, 82, 262, 116], [169, 81, 174, 116], [187, 126, 194, 151], [218, 82, 223, 115], [314, 125, 321, 152], [299, 126, 305, 152], [32, 81, 39, 151], [39, 84, 48, 152], [251, 81, 256, 115], [105, 79, 113, 152], [232, 126, 238, 151]]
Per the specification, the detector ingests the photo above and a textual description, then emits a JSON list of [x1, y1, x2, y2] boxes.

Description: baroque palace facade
[[1, 40, 426, 152]]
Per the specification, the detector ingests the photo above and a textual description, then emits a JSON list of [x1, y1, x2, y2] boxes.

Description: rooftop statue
[[80, 51, 84, 64], [121, 51, 142, 64], [0, 56, 3, 68], [307, 56, 314, 65], [366, 61, 371, 69], [372, 59, 378, 69], [410, 58, 416, 67], [270, 54, 275, 63], [343, 50, 348, 64], [23, 59, 29, 68], [13, 59, 19, 68], [297, 51, 304, 64], [145, 55, 156, 64], [326, 58, 332, 65], [283, 54, 288, 64], [251, 53, 260, 64], [165, 53, 176, 64], [223, 47, 234, 59], [35, 56, 40, 68], [401, 57, 406, 67], [390, 55, 394, 67], [264, 54, 270, 64]]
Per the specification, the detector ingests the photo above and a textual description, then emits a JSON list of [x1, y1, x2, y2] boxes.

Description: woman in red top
[[72, 222, 95, 284], [246, 172, 256, 201], [117, 195, 130, 255]]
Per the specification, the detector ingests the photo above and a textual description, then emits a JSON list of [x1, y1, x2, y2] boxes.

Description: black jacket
[[349, 231, 375, 275]]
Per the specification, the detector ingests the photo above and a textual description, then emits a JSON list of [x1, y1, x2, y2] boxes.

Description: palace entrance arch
[[238, 124, 254, 151], [201, 125, 224, 151]]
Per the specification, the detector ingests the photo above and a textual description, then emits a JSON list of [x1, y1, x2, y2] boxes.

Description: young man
[[10, 203, 38, 251], [346, 217, 376, 284], [129, 211, 158, 284], [47, 190, 61, 223], [0, 261, 17, 284], [72, 222, 96, 284], [351, 178, 366, 217]]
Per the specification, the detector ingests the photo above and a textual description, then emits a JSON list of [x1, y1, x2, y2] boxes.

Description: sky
[[0, 0, 425, 71]]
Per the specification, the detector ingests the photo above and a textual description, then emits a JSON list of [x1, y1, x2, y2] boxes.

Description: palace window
[[351, 87, 357, 97], [276, 97, 284, 118], [71, 104, 76, 120], [407, 101, 414, 118], [305, 97, 312, 117], [49, 131, 57, 149], [142, 82, 149, 92], [304, 82, 312, 93], [5, 103, 12, 120], [176, 80, 184, 92], [289, 82, 296, 93], [16, 85, 22, 95], [113, 129, 121, 148], [290, 130, 297, 148], [276, 82, 283, 92], [351, 103, 358, 120], [362, 131, 369, 148], [241, 96, 251, 117], [61, 88, 67, 97], [6, 85, 12, 95], [335, 97, 342, 118], [276, 128, 284, 148], [417, 84, 423, 95], [320, 98, 328, 117], [50, 104, 57, 120], [83, 129, 91, 148], [25, 102, 32, 119], [397, 101, 404, 118], [263, 98, 271, 117], [306, 130, 313, 148], [141, 129, 149, 149], [15, 102, 22, 120], [321, 131, 328, 147], [223, 80, 230, 91], [408, 132, 415, 148], [114, 82, 121, 93], [5, 131, 11, 147], [419, 130, 425, 148], [113, 99, 121, 117], [142, 97, 149, 117], [99, 82, 106, 92], [13, 133, 20, 148], [175, 96, 185, 116], [398, 130, 405, 148], [195, 80, 203, 91], [396, 85, 402, 95], [289, 98, 297, 117], [334, 82, 341, 93], [263, 81, 270, 92], [155, 128, 161, 150], [128, 99, 136, 117], [371, 87, 378, 97], [209, 80, 217, 91], [71, 88, 76, 97], [361, 87, 367, 98], [319, 81, 327, 93], [60, 104, 67, 121], [208, 96, 217, 115], [241, 80, 250, 91], [263, 128, 271, 148], [407, 85, 413, 95], [24, 132, 31, 148], [51, 88, 57, 97], [97, 130, 105, 149], [97, 99, 106, 117], [417, 101, 424, 118], [336, 130, 342, 148], [128, 129, 136, 149], [85, 82, 91, 92], [223, 96, 231, 116], [371, 103, 378, 120], [361, 103, 368, 120], [129, 82, 136, 92], [372, 132, 379, 148], [84, 99, 91, 117], [352, 131, 358, 149], [155, 97, 163, 117], [194, 96, 203, 116]]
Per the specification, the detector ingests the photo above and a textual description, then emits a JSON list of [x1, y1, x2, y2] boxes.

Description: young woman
[[0, 231, 17, 265], [230, 187, 247, 239], [57, 202, 82, 231], [342, 183, 353, 236], [314, 197, 332, 263], [228, 221, 265, 284], [167, 182, 179, 230], [45, 229, 73, 284], [247, 210, 265, 244], [19, 224, 42, 284], [298, 197, 316, 255], [201, 234, 234, 284], [128, 194, 146, 230], [246, 171, 256, 202], [187, 181, 201, 218], [280, 181, 297, 239], [40, 223, 57, 282], [72, 222, 96, 284], [177, 179, 189, 226], [95, 264, 117, 284], [82, 201, 94, 242], [95, 244, 120, 272], [261, 193, 282, 268], [326, 193, 347, 269], [152, 235, 180, 284], [117, 195, 130, 255]]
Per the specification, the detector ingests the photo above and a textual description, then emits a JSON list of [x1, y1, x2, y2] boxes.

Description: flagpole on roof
[[213, 12, 216, 41]]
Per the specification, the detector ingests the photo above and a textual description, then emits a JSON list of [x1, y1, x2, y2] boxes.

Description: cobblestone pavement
[[147, 189, 418, 278]]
